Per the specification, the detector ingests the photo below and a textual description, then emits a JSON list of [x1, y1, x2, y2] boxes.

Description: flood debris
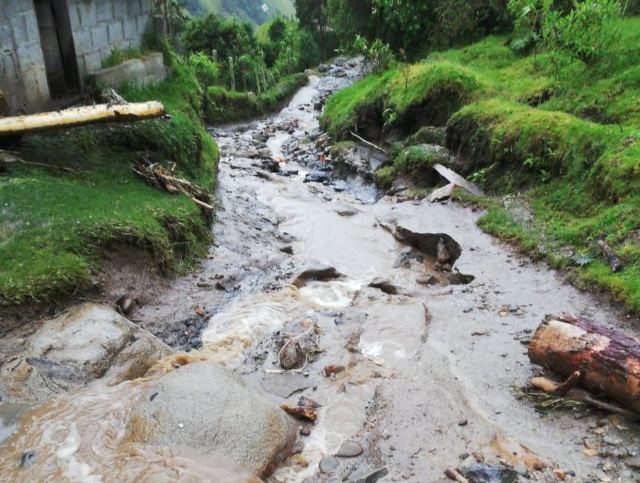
[[280, 402, 318, 422], [528, 313, 640, 414], [133, 159, 214, 212], [432, 163, 483, 196], [368, 278, 398, 295], [324, 364, 346, 377]]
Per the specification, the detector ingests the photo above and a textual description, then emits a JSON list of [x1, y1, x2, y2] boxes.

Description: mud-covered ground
[[133, 59, 640, 482], [2, 58, 640, 482]]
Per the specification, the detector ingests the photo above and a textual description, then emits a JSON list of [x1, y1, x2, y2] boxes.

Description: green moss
[[0, 53, 219, 306], [204, 73, 308, 124], [321, 63, 482, 139]]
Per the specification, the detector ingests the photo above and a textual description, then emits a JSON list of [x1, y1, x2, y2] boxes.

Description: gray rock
[[129, 361, 297, 477], [319, 456, 340, 474], [0, 304, 172, 403], [336, 440, 364, 458], [350, 466, 389, 483], [368, 278, 398, 295], [294, 262, 342, 287], [394, 223, 462, 266]]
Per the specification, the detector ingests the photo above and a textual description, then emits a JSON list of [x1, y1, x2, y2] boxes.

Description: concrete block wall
[[67, 0, 153, 79], [0, 0, 51, 114]]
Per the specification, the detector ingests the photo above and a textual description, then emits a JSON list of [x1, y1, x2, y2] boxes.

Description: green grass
[[204, 73, 308, 124], [321, 15, 640, 311], [0, 50, 219, 306], [102, 47, 147, 69]]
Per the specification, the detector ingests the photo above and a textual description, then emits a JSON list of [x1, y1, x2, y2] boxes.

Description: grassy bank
[[0, 52, 219, 306], [204, 73, 308, 124], [321, 17, 640, 311]]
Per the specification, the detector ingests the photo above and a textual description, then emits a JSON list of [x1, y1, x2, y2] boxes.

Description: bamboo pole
[[0, 101, 165, 137]]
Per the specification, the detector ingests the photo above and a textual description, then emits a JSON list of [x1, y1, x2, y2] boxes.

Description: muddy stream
[[1, 59, 638, 482]]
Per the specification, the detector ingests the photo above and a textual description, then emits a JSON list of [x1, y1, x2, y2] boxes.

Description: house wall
[[67, 0, 153, 80], [0, 0, 51, 114], [0, 0, 153, 114]]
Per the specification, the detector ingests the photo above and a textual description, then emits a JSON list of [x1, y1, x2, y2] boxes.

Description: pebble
[[300, 426, 311, 436], [336, 440, 364, 458], [319, 456, 340, 474], [626, 456, 640, 469]]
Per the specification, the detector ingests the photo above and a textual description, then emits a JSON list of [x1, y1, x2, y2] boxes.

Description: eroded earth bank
[[1, 59, 639, 482]]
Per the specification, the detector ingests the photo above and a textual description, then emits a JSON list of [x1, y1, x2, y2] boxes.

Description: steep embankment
[[0, 50, 219, 307], [321, 17, 640, 311]]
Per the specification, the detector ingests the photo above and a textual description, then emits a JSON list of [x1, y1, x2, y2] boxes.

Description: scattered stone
[[416, 275, 438, 286], [458, 419, 469, 426], [368, 278, 398, 295], [350, 467, 389, 483], [319, 456, 340, 474], [458, 463, 519, 483], [195, 306, 205, 316], [304, 171, 330, 184], [336, 440, 364, 458], [626, 456, 640, 470], [300, 426, 311, 436], [130, 361, 297, 478], [335, 207, 359, 217], [280, 245, 294, 255], [115, 295, 136, 316], [279, 339, 306, 370], [20, 451, 36, 468], [293, 263, 342, 287], [324, 365, 346, 377], [448, 271, 475, 285], [393, 224, 462, 266], [0, 304, 172, 404], [429, 183, 456, 203]]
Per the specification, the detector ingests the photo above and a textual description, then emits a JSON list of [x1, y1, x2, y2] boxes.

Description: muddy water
[[1, 59, 638, 482]]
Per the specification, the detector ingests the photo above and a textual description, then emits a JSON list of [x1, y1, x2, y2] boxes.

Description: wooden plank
[[0, 101, 165, 137], [432, 163, 483, 196]]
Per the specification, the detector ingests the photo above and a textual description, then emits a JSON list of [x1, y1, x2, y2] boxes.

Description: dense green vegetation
[[204, 73, 307, 123], [321, 4, 640, 311], [0, 50, 218, 306]]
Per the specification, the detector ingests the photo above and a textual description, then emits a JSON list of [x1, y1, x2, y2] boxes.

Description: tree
[[294, 0, 329, 52]]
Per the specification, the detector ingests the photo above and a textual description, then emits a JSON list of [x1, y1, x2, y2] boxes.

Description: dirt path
[[132, 60, 640, 482]]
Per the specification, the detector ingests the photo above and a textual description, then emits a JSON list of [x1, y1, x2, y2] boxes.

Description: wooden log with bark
[[528, 314, 640, 413], [0, 101, 165, 137]]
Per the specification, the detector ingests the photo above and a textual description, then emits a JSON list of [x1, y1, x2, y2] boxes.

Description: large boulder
[[0, 303, 172, 403], [129, 361, 297, 477]]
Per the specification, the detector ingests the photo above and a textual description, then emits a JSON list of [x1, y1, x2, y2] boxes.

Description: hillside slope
[[184, 0, 295, 25]]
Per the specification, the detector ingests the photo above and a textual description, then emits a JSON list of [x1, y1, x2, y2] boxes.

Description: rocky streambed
[[1, 58, 639, 482]]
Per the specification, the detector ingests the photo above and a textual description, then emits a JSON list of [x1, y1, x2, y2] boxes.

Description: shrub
[[187, 52, 220, 87]]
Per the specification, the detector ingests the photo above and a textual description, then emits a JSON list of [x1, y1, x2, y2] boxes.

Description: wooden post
[[228, 57, 236, 91]]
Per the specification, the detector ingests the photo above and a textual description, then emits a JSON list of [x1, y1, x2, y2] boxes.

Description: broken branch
[[349, 131, 387, 154]]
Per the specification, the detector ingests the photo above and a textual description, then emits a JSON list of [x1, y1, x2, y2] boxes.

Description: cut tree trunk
[[0, 101, 165, 137], [528, 314, 640, 413]]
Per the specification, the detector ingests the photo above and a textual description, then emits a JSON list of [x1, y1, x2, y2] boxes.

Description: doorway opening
[[33, 0, 81, 97]]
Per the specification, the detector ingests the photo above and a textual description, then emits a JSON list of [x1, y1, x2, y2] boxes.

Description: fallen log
[[528, 314, 640, 413], [0, 101, 165, 137]]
